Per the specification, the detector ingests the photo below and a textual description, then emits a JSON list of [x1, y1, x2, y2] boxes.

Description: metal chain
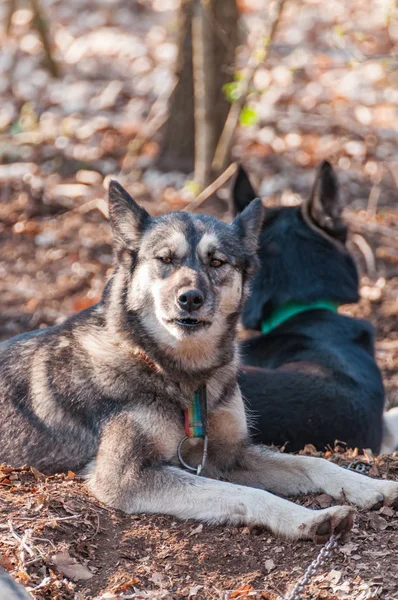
[[346, 460, 371, 475], [281, 459, 369, 600], [282, 534, 340, 600]]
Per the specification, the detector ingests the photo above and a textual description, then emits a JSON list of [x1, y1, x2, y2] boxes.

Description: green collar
[[261, 300, 339, 335]]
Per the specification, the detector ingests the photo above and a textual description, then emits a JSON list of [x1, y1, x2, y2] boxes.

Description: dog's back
[[234, 162, 385, 452]]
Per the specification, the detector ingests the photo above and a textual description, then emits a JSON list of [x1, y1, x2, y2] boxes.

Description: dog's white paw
[[373, 480, 398, 508], [299, 505, 355, 543], [342, 482, 384, 509], [332, 475, 398, 510]]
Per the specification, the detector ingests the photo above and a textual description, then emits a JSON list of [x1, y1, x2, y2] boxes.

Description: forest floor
[[1, 0, 398, 597], [2, 453, 398, 599]]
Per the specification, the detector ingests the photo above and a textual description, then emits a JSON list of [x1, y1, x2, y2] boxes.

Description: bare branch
[[351, 234, 377, 278], [212, 0, 288, 174], [184, 162, 237, 212], [347, 214, 398, 242]]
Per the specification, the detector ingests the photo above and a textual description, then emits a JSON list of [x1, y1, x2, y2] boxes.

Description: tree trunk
[[156, 0, 195, 174], [157, 0, 238, 184]]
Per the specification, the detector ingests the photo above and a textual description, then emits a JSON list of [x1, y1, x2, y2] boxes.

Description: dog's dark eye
[[210, 258, 224, 268], [159, 256, 173, 264]]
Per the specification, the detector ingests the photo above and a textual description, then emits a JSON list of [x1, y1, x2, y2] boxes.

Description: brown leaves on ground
[[2, 455, 398, 599], [52, 552, 93, 582]]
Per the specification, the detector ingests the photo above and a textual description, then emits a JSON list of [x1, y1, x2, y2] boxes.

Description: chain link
[[280, 459, 370, 600], [346, 460, 371, 475], [281, 534, 340, 600]]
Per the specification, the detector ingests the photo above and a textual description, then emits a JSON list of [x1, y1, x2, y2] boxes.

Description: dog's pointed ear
[[302, 161, 347, 241], [108, 180, 150, 252], [232, 166, 257, 215], [232, 197, 264, 255]]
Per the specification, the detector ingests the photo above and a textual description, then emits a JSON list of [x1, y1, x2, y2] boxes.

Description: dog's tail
[[381, 407, 398, 454], [0, 569, 32, 599]]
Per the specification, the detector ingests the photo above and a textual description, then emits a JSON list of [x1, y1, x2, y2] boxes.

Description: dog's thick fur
[[1, 181, 398, 544], [234, 162, 387, 453]]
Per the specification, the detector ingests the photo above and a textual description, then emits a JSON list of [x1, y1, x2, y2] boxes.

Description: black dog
[[234, 161, 385, 453]]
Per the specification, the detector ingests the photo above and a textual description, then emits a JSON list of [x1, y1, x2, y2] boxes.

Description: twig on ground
[[351, 234, 377, 278], [184, 162, 237, 212], [347, 214, 398, 242], [367, 185, 381, 216], [8, 521, 35, 559], [7, 521, 39, 578], [87, 511, 101, 540], [47, 197, 109, 223], [32, 537, 56, 549], [19, 514, 81, 523], [29, 576, 51, 591], [24, 557, 43, 567], [212, 0, 288, 174]]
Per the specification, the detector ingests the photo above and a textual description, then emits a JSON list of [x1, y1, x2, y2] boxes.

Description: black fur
[[234, 162, 385, 453]]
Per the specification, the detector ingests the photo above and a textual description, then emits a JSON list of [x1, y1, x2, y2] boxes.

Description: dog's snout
[[177, 289, 204, 312]]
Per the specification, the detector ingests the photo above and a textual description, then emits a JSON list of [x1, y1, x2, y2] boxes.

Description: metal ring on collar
[[177, 435, 208, 475]]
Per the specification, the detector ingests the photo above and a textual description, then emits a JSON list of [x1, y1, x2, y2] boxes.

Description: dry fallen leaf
[[30, 467, 45, 480], [379, 505, 394, 518], [368, 513, 389, 532], [112, 577, 140, 593], [228, 584, 254, 598], [149, 572, 164, 587], [264, 558, 276, 572], [14, 571, 30, 583], [316, 493, 334, 508], [0, 556, 14, 570], [339, 542, 358, 556], [325, 569, 342, 584], [52, 551, 93, 581], [188, 585, 204, 597], [189, 523, 203, 536]]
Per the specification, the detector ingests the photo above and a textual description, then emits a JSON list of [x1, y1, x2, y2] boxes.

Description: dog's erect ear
[[302, 161, 347, 241], [108, 180, 150, 252], [232, 166, 257, 215], [232, 197, 264, 255]]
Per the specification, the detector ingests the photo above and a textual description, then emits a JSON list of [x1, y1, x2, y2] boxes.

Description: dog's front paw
[[344, 485, 384, 509], [300, 505, 355, 543], [337, 476, 398, 510], [375, 480, 398, 509]]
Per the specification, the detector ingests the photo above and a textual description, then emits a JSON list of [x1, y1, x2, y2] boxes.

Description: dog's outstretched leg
[[89, 463, 353, 542], [85, 412, 353, 541], [228, 447, 398, 510]]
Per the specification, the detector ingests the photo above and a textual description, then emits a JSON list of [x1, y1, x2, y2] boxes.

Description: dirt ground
[[2, 452, 398, 600], [1, 0, 398, 598]]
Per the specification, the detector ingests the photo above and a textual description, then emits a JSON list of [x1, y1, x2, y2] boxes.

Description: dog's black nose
[[178, 289, 204, 312]]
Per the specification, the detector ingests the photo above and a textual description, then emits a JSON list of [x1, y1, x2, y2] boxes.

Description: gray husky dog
[[1, 181, 398, 543]]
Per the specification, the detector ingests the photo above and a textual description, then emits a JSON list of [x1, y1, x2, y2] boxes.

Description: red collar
[[136, 350, 159, 373]]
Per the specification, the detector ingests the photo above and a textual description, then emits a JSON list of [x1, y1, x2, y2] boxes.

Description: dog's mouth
[[174, 318, 203, 328]]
